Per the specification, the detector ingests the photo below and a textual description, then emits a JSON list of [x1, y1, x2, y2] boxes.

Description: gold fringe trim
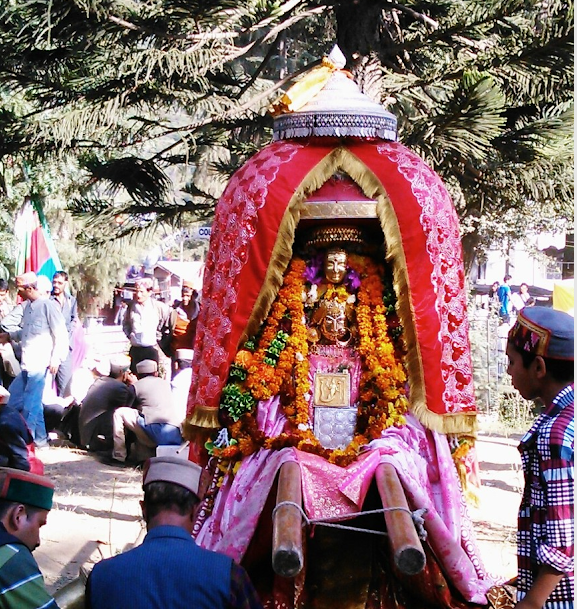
[[241, 204, 300, 342], [241, 148, 359, 343], [317, 148, 477, 436], [237, 145, 477, 436], [183, 406, 220, 433]]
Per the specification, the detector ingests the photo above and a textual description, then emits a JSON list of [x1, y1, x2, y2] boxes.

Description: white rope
[[272, 501, 428, 540]]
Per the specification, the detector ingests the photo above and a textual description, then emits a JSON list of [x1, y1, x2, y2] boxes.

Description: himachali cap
[[136, 359, 158, 374], [36, 275, 53, 294], [508, 307, 574, 360], [142, 456, 202, 496], [0, 467, 54, 510], [175, 349, 194, 361], [109, 354, 131, 376], [16, 272, 38, 287]]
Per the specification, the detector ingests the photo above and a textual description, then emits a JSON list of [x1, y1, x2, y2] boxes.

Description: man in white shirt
[[170, 349, 193, 422], [122, 278, 172, 374], [0, 273, 68, 446]]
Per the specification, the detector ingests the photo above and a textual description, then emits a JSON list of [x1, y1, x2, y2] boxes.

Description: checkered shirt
[[517, 383, 574, 608]]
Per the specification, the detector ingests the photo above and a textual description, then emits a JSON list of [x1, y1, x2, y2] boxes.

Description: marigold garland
[[211, 253, 409, 467]]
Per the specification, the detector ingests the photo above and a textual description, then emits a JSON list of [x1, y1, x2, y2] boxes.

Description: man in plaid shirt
[[506, 307, 574, 609]]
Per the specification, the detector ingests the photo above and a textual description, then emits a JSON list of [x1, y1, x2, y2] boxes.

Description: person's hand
[[0, 332, 9, 344], [124, 372, 137, 385], [48, 360, 60, 375]]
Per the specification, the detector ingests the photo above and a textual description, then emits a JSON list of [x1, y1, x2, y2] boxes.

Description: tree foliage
[[0, 0, 573, 269]]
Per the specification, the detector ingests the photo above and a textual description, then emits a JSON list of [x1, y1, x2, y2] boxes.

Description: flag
[[14, 196, 62, 280]]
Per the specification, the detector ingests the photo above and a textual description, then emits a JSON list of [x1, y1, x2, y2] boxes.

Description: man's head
[[175, 349, 193, 370], [180, 280, 197, 306], [0, 278, 8, 303], [140, 456, 202, 531], [134, 278, 154, 304], [506, 307, 574, 400], [136, 359, 158, 378], [109, 354, 131, 379], [503, 274, 512, 284], [35, 275, 53, 298], [52, 271, 68, 297], [0, 468, 54, 552], [15, 272, 39, 302]]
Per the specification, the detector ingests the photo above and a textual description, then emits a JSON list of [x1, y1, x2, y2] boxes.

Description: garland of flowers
[[207, 254, 409, 467]]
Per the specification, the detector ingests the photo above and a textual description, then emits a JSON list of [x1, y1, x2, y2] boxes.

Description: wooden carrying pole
[[272, 461, 304, 578], [375, 462, 426, 575]]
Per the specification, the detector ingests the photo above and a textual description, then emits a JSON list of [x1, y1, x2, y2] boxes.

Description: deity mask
[[324, 248, 348, 284], [320, 298, 350, 343]]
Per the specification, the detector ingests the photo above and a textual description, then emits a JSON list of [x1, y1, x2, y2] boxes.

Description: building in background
[[469, 232, 573, 308]]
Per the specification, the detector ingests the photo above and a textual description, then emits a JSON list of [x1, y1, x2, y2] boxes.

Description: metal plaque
[[313, 372, 351, 408]]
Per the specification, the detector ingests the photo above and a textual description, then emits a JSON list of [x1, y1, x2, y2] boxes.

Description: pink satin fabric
[[196, 406, 493, 604]]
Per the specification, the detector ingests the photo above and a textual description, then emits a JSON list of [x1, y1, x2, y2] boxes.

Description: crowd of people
[[0, 269, 573, 609], [485, 276, 536, 325], [0, 272, 201, 473]]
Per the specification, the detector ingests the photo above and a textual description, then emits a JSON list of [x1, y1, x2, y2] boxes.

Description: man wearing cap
[[122, 277, 173, 374], [170, 281, 199, 358], [112, 360, 182, 463], [86, 456, 262, 609], [0, 467, 59, 608], [78, 355, 135, 453], [506, 307, 574, 609], [0, 273, 68, 447]]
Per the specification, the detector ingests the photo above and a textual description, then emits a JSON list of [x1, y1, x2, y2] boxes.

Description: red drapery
[[187, 139, 475, 435]]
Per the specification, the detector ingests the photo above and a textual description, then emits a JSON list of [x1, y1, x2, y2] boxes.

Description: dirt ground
[[35, 428, 524, 596]]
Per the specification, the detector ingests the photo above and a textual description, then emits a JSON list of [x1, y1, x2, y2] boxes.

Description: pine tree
[[0, 0, 572, 268]]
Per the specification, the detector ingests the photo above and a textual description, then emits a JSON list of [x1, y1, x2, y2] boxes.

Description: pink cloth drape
[[196, 408, 492, 604]]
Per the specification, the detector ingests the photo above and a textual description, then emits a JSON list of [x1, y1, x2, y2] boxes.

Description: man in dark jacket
[[86, 456, 262, 609], [78, 356, 134, 452], [0, 387, 35, 472]]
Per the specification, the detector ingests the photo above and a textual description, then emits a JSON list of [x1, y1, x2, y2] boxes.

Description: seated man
[[112, 360, 182, 463], [86, 456, 263, 609], [79, 355, 134, 453], [0, 467, 58, 608]]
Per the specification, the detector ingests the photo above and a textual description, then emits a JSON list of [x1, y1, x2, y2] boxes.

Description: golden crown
[[303, 225, 367, 250]]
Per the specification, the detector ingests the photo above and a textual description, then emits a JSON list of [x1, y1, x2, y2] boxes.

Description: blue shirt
[[87, 525, 262, 609]]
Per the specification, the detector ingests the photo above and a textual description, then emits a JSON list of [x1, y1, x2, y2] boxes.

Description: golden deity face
[[324, 248, 348, 285], [320, 299, 349, 343]]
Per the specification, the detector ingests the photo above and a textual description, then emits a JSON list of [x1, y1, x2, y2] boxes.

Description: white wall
[[471, 233, 566, 290]]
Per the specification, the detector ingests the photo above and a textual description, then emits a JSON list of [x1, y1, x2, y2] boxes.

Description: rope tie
[[272, 501, 428, 541]]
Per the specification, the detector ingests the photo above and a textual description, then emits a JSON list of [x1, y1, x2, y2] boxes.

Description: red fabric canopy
[[187, 138, 475, 433]]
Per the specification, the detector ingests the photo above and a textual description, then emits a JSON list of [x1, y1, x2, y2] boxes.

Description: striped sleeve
[[0, 543, 59, 609]]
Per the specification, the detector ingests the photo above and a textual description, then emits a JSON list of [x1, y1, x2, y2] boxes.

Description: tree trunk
[[461, 232, 481, 278], [336, 1, 387, 101]]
